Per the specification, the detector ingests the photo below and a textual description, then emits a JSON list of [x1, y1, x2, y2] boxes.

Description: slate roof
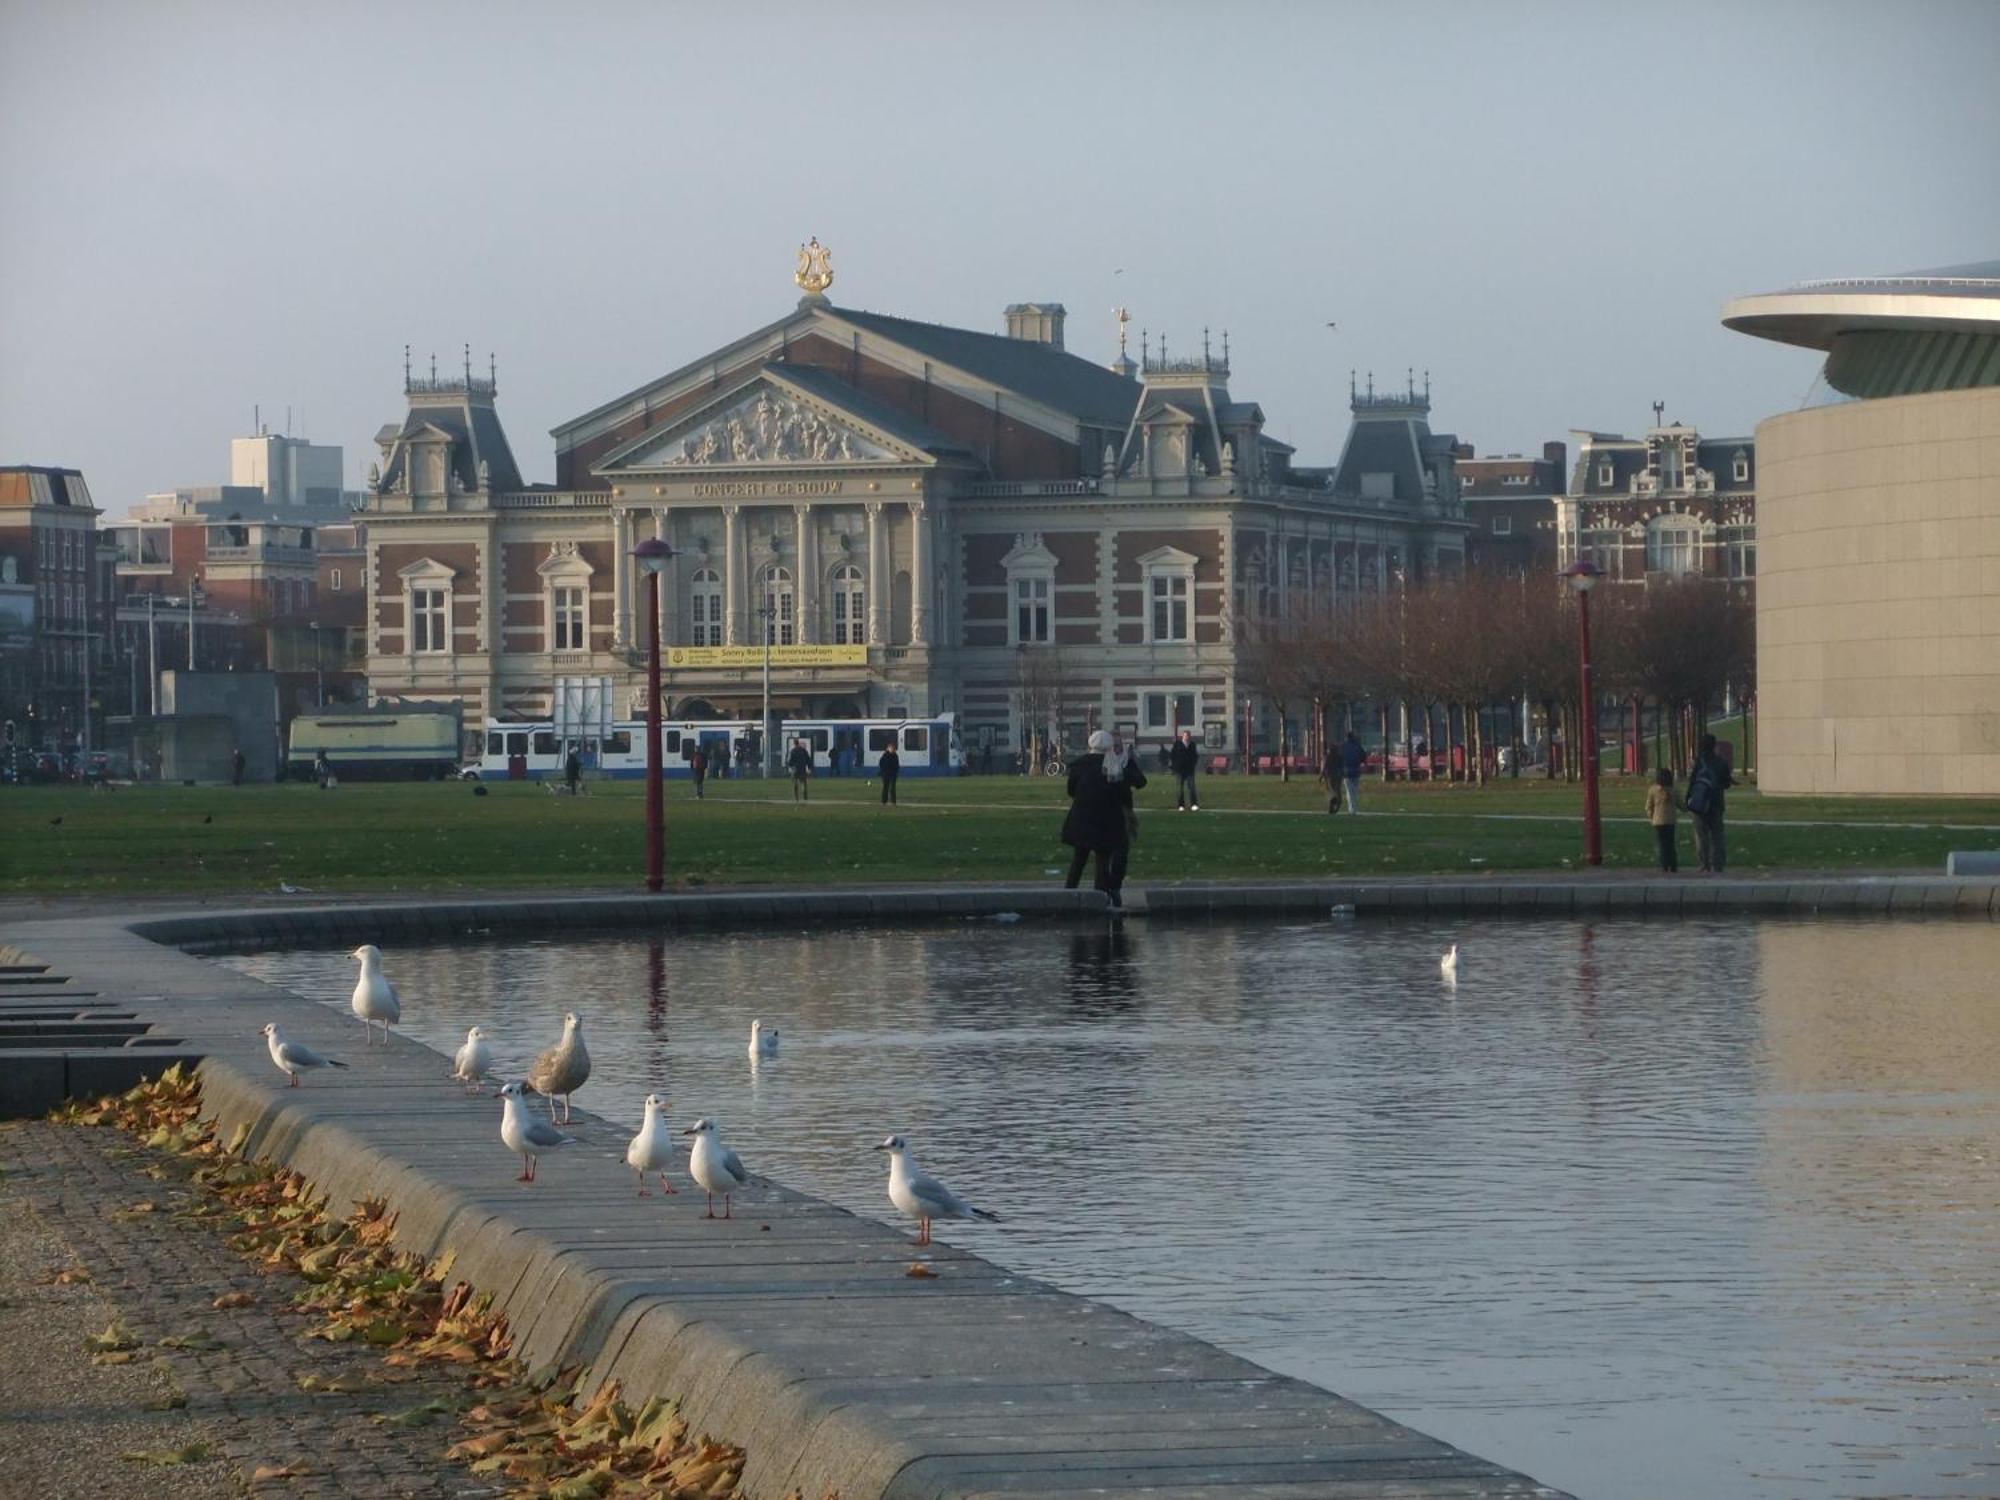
[[765, 363, 978, 459], [829, 307, 1142, 428], [1332, 417, 1426, 502], [381, 392, 524, 494]]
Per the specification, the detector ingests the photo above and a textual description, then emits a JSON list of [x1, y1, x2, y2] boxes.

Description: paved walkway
[[0, 1118, 491, 1498]]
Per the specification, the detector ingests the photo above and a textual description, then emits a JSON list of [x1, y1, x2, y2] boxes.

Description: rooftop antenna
[[1222, 328, 1230, 366], [489, 351, 496, 390], [403, 345, 411, 389], [429, 352, 437, 383], [1349, 369, 1357, 401], [254, 403, 260, 435], [1406, 367, 1414, 400], [1141, 329, 1149, 365], [1423, 369, 1431, 401], [1160, 332, 1169, 364], [1652, 399, 1666, 427], [1367, 370, 1375, 400], [464, 343, 472, 385], [1203, 326, 1211, 364]]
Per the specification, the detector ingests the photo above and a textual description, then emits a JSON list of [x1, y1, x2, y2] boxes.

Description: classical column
[[722, 504, 744, 646], [794, 504, 818, 643], [611, 508, 630, 650], [864, 501, 887, 645], [653, 509, 678, 646], [908, 499, 931, 647]]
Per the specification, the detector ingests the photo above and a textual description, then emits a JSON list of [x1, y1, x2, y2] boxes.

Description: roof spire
[[463, 343, 472, 385], [403, 344, 411, 391]]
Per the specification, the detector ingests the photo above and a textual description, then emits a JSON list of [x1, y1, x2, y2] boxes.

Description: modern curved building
[[1722, 262, 2000, 795]]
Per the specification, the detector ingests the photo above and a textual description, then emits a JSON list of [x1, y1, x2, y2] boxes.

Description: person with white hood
[[1059, 728, 1147, 907]]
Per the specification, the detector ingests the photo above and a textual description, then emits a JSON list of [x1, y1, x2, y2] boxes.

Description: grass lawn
[[5, 771, 1999, 898]]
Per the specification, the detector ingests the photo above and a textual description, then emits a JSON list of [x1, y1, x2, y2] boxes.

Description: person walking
[[231, 747, 246, 786], [1104, 731, 1147, 903], [787, 737, 814, 802], [1320, 741, 1342, 814], [1169, 728, 1200, 811], [690, 745, 707, 800], [878, 738, 901, 805], [1685, 732, 1735, 873], [314, 750, 333, 789], [1060, 730, 1145, 908], [1646, 765, 1681, 873], [1339, 730, 1366, 814], [564, 748, 583, 796], [712, 737, 730, 781]]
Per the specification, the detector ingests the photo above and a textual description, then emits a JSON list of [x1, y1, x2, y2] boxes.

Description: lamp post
[[1561, 558, 1604, 867], [187, 581, 204, 670], [632, 536, 675, 893], [309, 619, 324, 707], [756, 598, 775, 777]]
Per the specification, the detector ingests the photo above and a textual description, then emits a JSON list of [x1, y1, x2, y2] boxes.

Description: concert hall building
[[359, 249, 1469, 758]]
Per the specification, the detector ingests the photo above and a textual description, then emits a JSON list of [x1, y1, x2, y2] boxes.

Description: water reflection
[[224, 916, 2000, 1500]]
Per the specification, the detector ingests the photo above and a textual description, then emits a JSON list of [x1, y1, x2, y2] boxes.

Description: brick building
[[1555, 419, 1756, 591], [0, 465, 118, 751], [1453, 441, 1567, 578], [359, 254, 1468, 759]]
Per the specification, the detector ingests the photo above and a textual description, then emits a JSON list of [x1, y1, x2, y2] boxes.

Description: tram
[[461, 714, 962, 780]]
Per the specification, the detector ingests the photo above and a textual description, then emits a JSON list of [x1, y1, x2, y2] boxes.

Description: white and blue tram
[[462, 714, 962, 781]]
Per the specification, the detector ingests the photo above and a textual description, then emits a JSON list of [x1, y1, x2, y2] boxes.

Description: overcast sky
[[4, 0, 1996, 514]]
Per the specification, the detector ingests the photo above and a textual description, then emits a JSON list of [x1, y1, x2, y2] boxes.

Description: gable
[[595, 373, 938, 473]]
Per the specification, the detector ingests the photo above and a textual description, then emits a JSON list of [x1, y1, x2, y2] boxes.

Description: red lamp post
[[632, 537, 675, 892], [1561, 558, 1604, 867]]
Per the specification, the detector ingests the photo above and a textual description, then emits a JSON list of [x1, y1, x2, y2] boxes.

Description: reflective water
[[225, 916, 2000, 1500]]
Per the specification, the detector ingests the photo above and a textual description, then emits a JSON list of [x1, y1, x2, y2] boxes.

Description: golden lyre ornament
[[795, 238, 834, 295]]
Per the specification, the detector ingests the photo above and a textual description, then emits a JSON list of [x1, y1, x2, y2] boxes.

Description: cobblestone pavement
[[0, 1120, 497, 1498]]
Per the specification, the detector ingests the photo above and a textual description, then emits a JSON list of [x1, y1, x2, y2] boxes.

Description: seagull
[[261, 1022, 347, 1087], [526, 1011, 590, 1123], [682, 1118, 749, 1219], [874, 1134, 999, 1247], [1440, 943, 1459, 983], [625, 1094, 679, 1197], [498, 1082, 572, 1182], [748, 1019, 779, 1060], [450, 1026, 494, 1093], [349, 945, 401, 1044]]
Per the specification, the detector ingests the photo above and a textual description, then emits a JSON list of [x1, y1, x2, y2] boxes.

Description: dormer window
[[1733, 453, 1750, 483], [1597, 461, 1615, 487]]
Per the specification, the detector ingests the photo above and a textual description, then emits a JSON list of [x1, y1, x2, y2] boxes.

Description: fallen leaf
[[211, 1291, 255, 1310], [85, 1321, 139, 1352], [119, 1442, 212, 1466], [92, 1350, 142, 1366], [53, 1266, 91, 1286], [904, 1263, 939, 1279], [249, 1463, 301, 1483]]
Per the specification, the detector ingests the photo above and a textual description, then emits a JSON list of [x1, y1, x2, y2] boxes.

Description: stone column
[[794, 504, 818, 643], [722, 504, 744, 646], [864, 501, 887, 645], [611, 508, 629, 649], [908, 498, 930, 647], [653, 509, 677, 647]]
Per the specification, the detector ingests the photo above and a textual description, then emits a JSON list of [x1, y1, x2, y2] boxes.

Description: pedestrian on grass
[[1320, 742, 1342, 814], [1646, 765, 1681, 873], [690, 746, 707, 800], [1685, 732, 1734, 873], [314, 750, 333, 790], [1169, 728, 1201, 811], [565, 748, 582, 796], [713, 738, 730, 780], [231, 747, 246, 786], [878, 738, 901, 805], [788, 737, 813, 802], [1339, 730, 1366, 814]]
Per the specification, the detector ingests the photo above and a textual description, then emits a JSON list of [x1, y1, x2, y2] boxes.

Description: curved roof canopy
[[1721, 261, 2000, 351]]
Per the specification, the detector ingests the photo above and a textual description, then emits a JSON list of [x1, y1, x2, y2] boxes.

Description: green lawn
[[5, 772, 1998, 898]]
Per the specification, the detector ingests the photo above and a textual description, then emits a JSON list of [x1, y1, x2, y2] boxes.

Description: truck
[[286, 703, 462, 781]]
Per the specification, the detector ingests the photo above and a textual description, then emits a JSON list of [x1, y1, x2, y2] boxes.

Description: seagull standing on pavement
[[451, 1026, 494, 1093], [526, 1011, 591, 1123], [498, 1081, 572, 1182], [683, 1118, 750, 1219], [874, 1134, 999, 1247], [625, 1094, 679, 1197], [349, 944, 401, 1044], [748, 1019, 779, 1060], [261, 1022, 347, 1087]]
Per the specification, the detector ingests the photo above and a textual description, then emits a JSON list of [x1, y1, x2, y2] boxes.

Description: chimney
[[1003, 303, 1066, 350], [1543, 439, 1568, 482]]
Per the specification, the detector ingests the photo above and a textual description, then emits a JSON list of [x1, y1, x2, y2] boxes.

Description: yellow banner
[[666, 644, 869, 669]]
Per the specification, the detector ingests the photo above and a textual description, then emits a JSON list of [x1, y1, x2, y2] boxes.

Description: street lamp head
[[1560, 559, 1602, 595], [631, 537, 675, 577]]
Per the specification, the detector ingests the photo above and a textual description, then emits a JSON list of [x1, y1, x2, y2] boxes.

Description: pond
[[223, 914, 2000, 1500]]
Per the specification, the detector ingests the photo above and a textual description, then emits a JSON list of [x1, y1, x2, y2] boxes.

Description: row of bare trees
[[1235, 573, 1755, 782]]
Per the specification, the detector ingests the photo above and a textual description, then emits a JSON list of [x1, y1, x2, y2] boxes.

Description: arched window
[[760, 565, 795, 646], [830, 564, 865, 645], [1645, 516, 1702, 577], [689, 568, 722, 647]]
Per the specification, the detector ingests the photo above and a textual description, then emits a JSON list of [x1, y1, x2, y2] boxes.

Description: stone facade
[[359, 288, 1469, 757]]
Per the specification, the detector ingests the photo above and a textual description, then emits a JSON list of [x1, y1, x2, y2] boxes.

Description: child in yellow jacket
[[1645, 766, 1681, 872]]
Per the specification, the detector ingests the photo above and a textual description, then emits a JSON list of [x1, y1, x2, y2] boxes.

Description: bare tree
[[1011, 644, 1075, 775]]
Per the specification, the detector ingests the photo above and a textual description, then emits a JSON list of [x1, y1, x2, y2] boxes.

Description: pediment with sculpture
[[600, 378, 920, 473]]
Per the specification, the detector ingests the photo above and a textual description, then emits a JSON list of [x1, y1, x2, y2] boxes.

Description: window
[[902, 726, 928, 753], [330, 568, 343, 592], [868, 727, 898, 753], [1150, 573, 1190, 642], [1597, 461, 1614, 486], [1502, 473, 1529, 486], [1724, 528, 1756, 580], [760, 565, 795, 646], [505, 732, 528, 756], [1492, 516, 1513, 536], [604, 730, 632, 755], [689, 568, 722, 647], [552, 585, 586, 651], [831, 564, 865, 644], [1143, 691, 1198, 734], [486, 732, 503, 755], [531, 731, 557, 757], [1013, 575, 1051, 644], [1733, 453, 1750, 483], [411, 587, 448, 652], [1645, 516, 1702, 577]]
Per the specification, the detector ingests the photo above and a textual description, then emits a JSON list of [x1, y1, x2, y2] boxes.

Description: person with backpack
[[1685, 733, 1735, 873]]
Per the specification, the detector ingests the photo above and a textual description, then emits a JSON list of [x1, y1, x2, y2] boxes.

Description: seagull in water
[[682, 1118, 749, 1219], [261, 1023, 347, 1087], [451, 1026, 494, 1093], [526, 1011, 591, 1123], [349, 944, 401, 1044], [498, 1081, 572, 1182], [874, 1134, 999, 1247], [1440, 944, 1459, 984], [748, 1019, 779, 1060], [625, 1094, 679, 1197]]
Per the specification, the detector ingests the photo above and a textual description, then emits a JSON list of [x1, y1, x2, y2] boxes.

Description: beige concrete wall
[[1755, 386, 2000, 794]]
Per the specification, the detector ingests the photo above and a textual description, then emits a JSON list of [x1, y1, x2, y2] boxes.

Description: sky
[[4, 0, 1997, 514]]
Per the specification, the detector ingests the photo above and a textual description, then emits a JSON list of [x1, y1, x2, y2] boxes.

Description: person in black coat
[[878, 740, 901, 804], [1061, 730, 1148, 906], [1168, 729, 1200, 811], [1685, 732, 1736, 873], [787, 738, 813, 802]]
